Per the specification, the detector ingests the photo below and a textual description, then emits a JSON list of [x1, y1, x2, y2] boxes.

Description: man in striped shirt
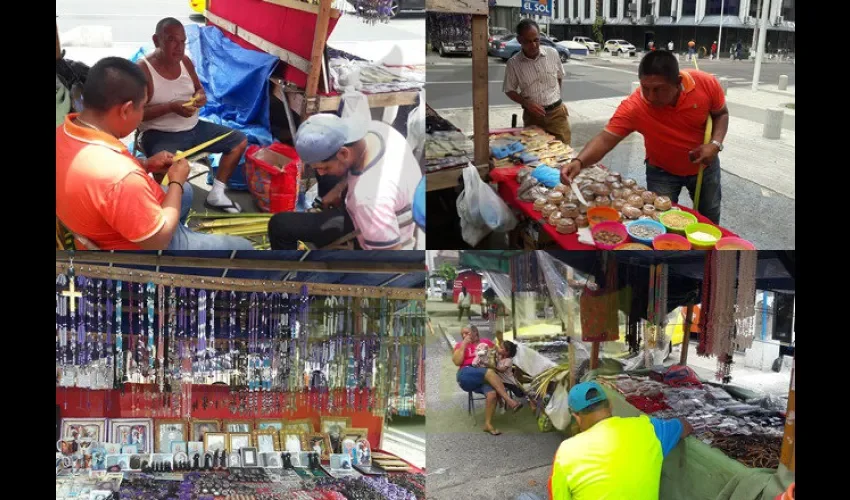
[[503, 19, 571, 145]]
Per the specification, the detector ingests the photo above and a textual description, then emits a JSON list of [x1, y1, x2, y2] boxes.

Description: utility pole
[[751, 0, 771, 91], [717, 0, 724, 59], [750, 0, 764, 55]]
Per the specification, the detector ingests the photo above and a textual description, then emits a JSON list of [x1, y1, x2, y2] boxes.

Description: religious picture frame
[[342, 427, 369, 443], [190, 419, 222, 442], [203, 432, 227, 453], [252, 430, 280, 453], [281, 431, 304, 453], [356, 438, 372, 466], [320, 417, 352, 454], [170, 441, 188, 454], [128, 454, 145, 471], [255, 419, 287, 432], [302, 433, 332, 461], [241, 447, 259, 467], [102, 443, 121, 455], [187, 441, 205, 457], [61, 418, 107, 443], [108, 418, 153, 455], [284, 418, 314, 435], [120, 445, 137, 454], [228, 432, 252, 452], [223, 419, 254, 433], [260, 451, 282, 468], [154, 419, 188, 454]]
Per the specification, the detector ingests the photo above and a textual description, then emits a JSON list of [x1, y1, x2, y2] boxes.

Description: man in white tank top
[[137, 18, 249, 213]]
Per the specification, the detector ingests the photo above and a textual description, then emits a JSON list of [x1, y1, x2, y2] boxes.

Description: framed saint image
[[252, 430, 280, 453], [105, 454, 131, 471], [223, 419, 254, 433], [228, 432, 252, 452], [204, 432, 227, 453], [187, 441, 205, 457], [120, 445, 137, 454], [102, 443, 121, 455], [154, 419, 188, 454], [260, 451, 282, 468], [320, 417, 351, 454], [281, 431, 304, 453], [284, 418, 314, 435], [342, 427, 369, 443], [170, 441, 188, 454], [61, 418, 107, 443], [302, 433, 332, 461], [255, 419, 286, 432], [108, 418, 153, 455], [356, 438, 372, 466], [241, 447, 259, 467], [190, 419, 222, 442]]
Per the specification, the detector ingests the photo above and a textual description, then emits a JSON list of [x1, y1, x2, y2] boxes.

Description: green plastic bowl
[[685, 223, 722, 250], [658, 210, 698, 235]]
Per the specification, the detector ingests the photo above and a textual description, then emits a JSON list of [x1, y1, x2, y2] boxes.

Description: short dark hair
[[155, 17, 183, 36], [516, 19, 539, 37], [82, 57, 148, 112], [574, 388, 611, 415], [638, 50, 680, 84], [503, 340, 517, 358]]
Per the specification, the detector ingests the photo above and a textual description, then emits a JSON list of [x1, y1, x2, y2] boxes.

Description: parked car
[[572, 36, 599, 53], [557, 40, 590, 57], [489, 34, 515, 57], [492, 36, 570, 62], [489, 26, 511, 44], [434, 38, 472, 57], [603, 39, 637, 55], [347, 0, 426, 18]]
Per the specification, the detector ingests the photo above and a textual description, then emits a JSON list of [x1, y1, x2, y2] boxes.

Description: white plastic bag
[[339, 89, 371, 132], [406, 89, 426, 162], [457, 163, 518, 247], [545, 380, 572, 431]]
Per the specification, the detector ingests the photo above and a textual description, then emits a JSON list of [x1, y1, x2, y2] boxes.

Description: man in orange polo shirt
[[560, 51, 729, 223], [56, 57, 254, 250]]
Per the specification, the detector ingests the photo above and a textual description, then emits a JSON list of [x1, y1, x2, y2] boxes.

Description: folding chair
[[467, 390, 488, 424]]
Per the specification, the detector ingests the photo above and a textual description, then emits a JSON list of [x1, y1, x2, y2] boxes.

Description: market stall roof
[[56, 250, 426, 290], [458, 251, 526, 274]]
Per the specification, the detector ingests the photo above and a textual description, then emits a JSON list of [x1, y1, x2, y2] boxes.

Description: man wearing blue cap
[[548, 381, 693, 499], [268, 113, 423, 250]]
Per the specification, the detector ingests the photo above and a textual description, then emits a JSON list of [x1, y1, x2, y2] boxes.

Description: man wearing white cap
[[268, 114, 423, 250], [548, 381, 693, 499]]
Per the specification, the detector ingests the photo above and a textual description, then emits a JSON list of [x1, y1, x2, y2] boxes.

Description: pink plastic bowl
[[715, 237, 756, 250], [591, 221, 630, 250]]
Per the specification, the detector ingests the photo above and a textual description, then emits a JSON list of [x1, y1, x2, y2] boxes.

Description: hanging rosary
[[115, 281, 124, 389]]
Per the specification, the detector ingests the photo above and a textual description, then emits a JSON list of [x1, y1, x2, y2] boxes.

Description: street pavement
[[426, 300, 561, 500], [425, 55, 795, 249]]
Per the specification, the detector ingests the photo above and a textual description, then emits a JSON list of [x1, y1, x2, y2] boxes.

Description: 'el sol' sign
[[521, 0, 552, 17]]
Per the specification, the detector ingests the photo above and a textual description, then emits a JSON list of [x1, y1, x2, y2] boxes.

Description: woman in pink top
[[452, 325, 523, 435]]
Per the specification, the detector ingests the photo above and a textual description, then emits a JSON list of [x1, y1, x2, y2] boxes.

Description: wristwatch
[[710, 140, 724, 152]]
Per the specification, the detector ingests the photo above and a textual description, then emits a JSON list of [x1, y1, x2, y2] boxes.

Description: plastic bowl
[[614, 243, 652, 250], [715, 237, 756, 250], [652, 233, 692, 250], [625, 219, 667, 245], [587, 206, 621, 227], [591, 221, 630, 250], [685, 223, 723, 250], [658, 210, 698, 235]]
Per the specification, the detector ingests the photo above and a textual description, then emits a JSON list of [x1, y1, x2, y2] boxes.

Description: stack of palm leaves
[[530, 363, 571, 400], [188, 212, 274, 250]]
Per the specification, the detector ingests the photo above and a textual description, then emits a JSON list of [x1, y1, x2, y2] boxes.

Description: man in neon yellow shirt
[[549, 381, 693, 499]]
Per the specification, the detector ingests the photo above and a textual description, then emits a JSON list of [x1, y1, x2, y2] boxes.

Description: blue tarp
[[130, 25, 278, 189]]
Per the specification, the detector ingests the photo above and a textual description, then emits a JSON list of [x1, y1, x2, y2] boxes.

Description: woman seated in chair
[[452, 325, 522, 436]]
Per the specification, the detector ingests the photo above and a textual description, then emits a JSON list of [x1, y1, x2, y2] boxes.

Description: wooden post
[[304, 0, 332, 117], [471, 14, 490, 167], [568, 339, 576, 389], [680, 302, 694, 365], [780, 355, 795, 471], [590, 342, 600, 369]]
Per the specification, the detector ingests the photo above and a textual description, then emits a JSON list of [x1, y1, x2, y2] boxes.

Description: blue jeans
[[140, 120, 247, 157], [161, 183, 255, 250], [456, 366, 494, 394], [645, 158, 722, 224]]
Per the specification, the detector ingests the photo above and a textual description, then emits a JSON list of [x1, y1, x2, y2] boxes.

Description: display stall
[[488, 128, 747, 250], [55, 251, 426, 499], [485, 250, 794, 499]]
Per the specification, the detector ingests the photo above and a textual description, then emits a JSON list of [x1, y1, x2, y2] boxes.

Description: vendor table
[[490, 164, 738, 250]]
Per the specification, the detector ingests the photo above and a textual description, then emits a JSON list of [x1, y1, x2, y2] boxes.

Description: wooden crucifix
[[61, 276, 83, 313]]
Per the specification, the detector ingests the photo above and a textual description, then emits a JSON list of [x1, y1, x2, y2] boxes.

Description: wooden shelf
[[425, 164, 489, 192], [271, 77, 420, 117]]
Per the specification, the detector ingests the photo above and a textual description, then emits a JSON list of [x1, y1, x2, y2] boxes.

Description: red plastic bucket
[[245, 143, 302, 213]]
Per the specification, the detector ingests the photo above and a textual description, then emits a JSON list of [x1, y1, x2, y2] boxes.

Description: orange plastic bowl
[[587, 206, 621, 227], [652, 233, 692, 251]]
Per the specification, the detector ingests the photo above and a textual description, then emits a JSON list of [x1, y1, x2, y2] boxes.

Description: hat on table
[[294, 113, 368, 165]]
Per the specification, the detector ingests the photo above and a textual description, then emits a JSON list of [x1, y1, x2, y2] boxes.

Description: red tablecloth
[[491, 165, 738, 250]]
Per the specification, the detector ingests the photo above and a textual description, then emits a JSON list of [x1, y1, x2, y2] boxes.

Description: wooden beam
[[471, 15, 490, 167], [425, 164, 489, 192], [680, 302, 694, 365], [780, 355, 795, 472], [271, 78, 419, 117], [262, 0, 342, 18], [590, 342, 600, 369], [56, 263, 425, 301], [305, 0, 333, 117], [56, 251, 423, 274], [426, 0, 488, 15]]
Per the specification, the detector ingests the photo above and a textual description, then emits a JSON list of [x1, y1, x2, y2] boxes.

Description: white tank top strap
[[138, 55, 200, 133]]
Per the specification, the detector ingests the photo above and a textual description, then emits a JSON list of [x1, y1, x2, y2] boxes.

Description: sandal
[[512, 402, 524, 413], [483, 428, 502, 436], [204, 199, 243, 214]]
